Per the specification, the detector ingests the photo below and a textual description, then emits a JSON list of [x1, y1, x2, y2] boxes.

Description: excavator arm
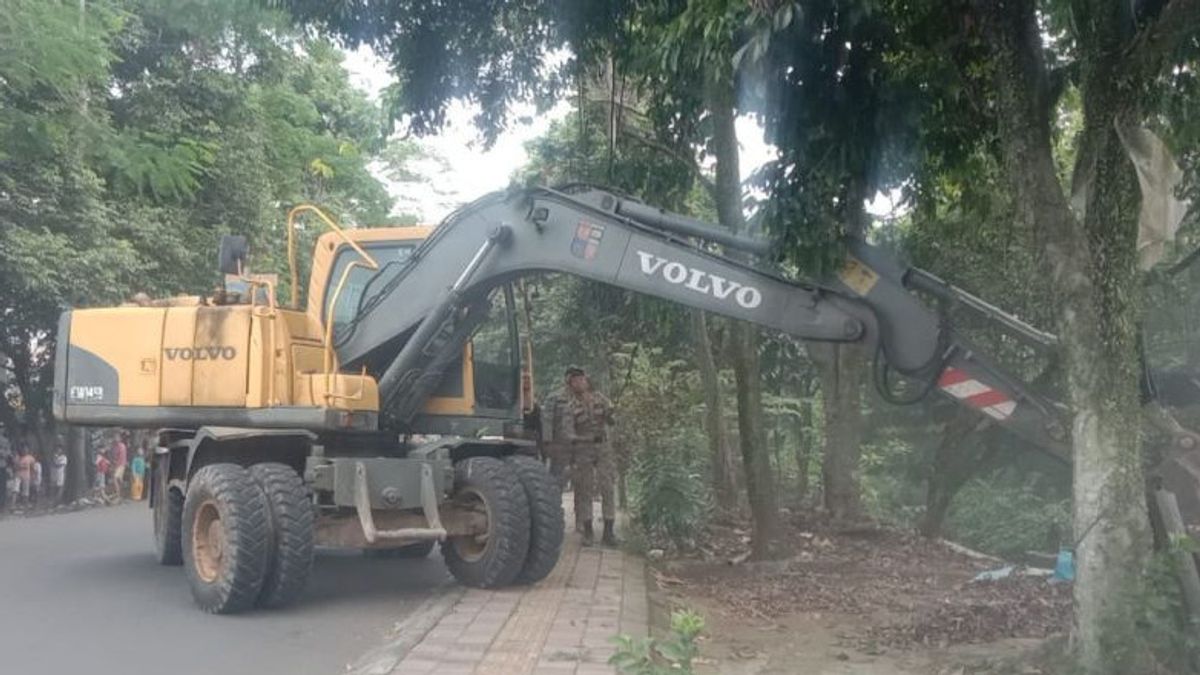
[[339, 185, 1072, 461]]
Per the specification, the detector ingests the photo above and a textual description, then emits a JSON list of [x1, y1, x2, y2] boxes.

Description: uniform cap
[[565, 365, 586, 377]]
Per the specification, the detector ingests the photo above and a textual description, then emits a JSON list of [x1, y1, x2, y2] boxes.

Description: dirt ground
[[650, 512, 1071, 674]]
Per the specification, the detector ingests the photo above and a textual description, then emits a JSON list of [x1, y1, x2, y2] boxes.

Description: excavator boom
[[332, 185, 1070, 461]]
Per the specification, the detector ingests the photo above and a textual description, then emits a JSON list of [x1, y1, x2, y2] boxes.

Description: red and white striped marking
[[937, 368, 1016, 421]]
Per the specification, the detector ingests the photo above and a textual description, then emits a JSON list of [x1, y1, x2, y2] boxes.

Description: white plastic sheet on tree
[[1070, 124, 1190, 270]]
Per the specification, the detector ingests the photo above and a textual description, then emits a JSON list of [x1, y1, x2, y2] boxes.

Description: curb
[[345, 582, 466, 675]]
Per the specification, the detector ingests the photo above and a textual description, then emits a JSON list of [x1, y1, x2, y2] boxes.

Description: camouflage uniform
[[563, 390, 617, 525], [539, 386, 571, 486]]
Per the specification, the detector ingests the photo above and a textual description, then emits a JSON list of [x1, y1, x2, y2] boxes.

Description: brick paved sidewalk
[[364, 508, 650, 675]]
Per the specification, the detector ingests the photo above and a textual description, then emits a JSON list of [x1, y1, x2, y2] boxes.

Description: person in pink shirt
[[110, 432, 128, 500], [15, 447, 35, 508], [94, 450, 111, 496]]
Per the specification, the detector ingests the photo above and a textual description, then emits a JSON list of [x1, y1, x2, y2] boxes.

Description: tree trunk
[[972, 3, 1153, 670], [811, 342, 865, 521], [691, 309, 739, 510], [809, 167, 872, 523], [794, 403, 811, 503], [65, 425, 88, 502], [732, 322, 775, 557], [707, 75, 776, 557], [772, 418, 784, 482]]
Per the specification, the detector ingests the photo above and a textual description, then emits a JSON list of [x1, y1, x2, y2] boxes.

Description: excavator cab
[[308, 227, 526, 435], [54, 208, 529, 437]]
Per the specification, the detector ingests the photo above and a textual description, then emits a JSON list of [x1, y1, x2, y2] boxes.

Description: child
[[94, 450, 110, 496], [30, 454, 42, 508], [130, 449, 146, 501], [16, 448, 35, 508], [51, 446, 68, 505]]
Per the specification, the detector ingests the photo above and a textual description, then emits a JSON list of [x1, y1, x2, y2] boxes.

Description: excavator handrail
[[285, 204, 380, 309], [285, 203, 383, 402]]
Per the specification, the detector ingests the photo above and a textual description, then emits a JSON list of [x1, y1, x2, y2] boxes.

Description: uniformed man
[[539, 370, 574, 487], [562, 367, 618, 546]]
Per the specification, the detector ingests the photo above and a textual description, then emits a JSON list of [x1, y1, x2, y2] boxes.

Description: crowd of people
[[0, 429, 148, 514]]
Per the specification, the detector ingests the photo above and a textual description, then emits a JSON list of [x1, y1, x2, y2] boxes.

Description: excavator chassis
[[148, 426, 558, 613]]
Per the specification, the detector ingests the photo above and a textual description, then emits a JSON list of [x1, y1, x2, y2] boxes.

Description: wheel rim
[[450, 487, 492, 563], [191, 499, 225, 583]]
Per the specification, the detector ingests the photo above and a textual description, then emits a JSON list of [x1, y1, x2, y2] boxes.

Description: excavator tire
[[442, 457, 530, 588], [152, 460, 184, 566], [250, 463, 314, 609], [363, 541, 437, 559], [182, 464, 270, 614], [505, 455, 564, 584]]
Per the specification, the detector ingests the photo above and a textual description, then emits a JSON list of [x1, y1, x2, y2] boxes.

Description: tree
[[741, 0, 928, 522], [742, 0, 1196, 666], [0, 0, 393, 464], [644, 0, 780, 555], [962, 2, 1196, 667], [758, 0, 1197, 666]]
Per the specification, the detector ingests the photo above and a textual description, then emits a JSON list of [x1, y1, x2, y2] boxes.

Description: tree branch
[[584, 97, 652, 124], [1124, 0, 1200, 81], [620, 128, 717, 197]]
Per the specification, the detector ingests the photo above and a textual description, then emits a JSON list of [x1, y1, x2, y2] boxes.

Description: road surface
[[0, 502, 450, 675]]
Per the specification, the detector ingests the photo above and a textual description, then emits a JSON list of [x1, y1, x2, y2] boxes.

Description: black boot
[[582, 520, 595, 546], [602, 519, 619, 547]]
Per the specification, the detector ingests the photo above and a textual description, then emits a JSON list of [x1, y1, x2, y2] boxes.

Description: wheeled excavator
[[52, 184, 1200, 613]]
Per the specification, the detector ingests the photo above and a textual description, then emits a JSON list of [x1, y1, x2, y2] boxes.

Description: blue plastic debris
[[1053, 548, 1075, 582]]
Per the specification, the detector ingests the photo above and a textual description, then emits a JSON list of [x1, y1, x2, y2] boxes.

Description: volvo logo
[[164, 346, 237, 361], [636, 251, 763, 309]]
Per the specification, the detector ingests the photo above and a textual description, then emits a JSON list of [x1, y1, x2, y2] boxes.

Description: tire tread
[[506, 455, 564, 584], [154, 475, 184, 566], [250, 463, 315, 609]]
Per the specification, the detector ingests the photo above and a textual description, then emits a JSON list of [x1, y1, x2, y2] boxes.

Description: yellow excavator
[[54, 184, 1200, 614]]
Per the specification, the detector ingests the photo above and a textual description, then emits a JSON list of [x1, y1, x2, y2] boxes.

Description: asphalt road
[[0, 502, 451, 675]]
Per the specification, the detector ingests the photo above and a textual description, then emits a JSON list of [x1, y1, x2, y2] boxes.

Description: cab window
[[470, 287, 519, 411], [324, 243, 416, 336]]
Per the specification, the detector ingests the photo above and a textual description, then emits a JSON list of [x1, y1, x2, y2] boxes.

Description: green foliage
[[0, 0, 119, 97], [859, 435, 926, 527], [610, 609, 705, 675], [516, 109, 698, 210], [280, 0, 568, 144], [0, 0, 394, 447], [615, 346, 711, 550], [629, 448, 711, 551], [945, 474, 1071, 558], [1093, 540, 1200, 674]]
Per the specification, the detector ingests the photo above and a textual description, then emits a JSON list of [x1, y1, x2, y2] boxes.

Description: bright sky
[[341, 47, 781, 223]]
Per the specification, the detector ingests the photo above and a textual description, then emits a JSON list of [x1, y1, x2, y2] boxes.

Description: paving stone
[[383, 499, 648, 675], [575, 664, 616, 675], [431, 665, 477, 675], [532, 658, 578, 667], [407, 643, 447, 660], [393, 657, 439, 674]]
